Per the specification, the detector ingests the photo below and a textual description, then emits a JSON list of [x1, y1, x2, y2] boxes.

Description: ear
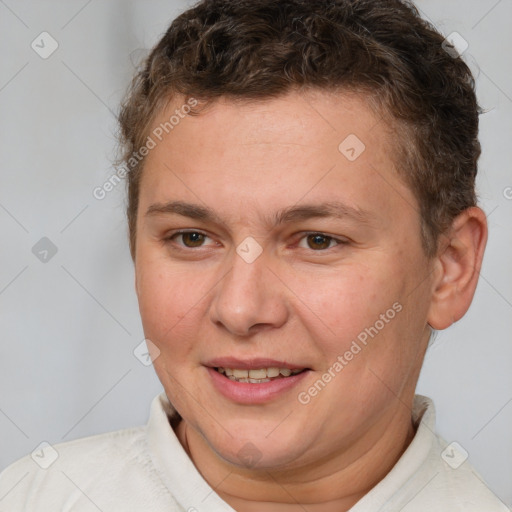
[[427, 207, 488, 330]]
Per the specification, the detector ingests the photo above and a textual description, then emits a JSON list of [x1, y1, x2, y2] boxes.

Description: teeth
[[267, 367, 280, 377], [248, 369, 267, 379], [216, 366, 305, 382]]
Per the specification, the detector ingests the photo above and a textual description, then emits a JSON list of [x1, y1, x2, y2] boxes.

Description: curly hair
[[116, 0, 481, 261]]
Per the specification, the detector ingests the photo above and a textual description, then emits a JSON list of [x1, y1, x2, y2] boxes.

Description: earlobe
[[427, 207, 488, 330]]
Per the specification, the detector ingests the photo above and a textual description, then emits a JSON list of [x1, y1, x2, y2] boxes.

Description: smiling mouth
[[214, 367, 308, 383]]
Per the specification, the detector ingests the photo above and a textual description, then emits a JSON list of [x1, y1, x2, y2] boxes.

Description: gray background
[[0, 0, 511, 507]]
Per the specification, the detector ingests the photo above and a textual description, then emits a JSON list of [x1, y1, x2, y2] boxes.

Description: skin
[[134, 90, 487, 512]]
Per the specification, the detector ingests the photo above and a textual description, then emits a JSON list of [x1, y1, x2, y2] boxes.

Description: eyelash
[[164, 230, 349, 252]]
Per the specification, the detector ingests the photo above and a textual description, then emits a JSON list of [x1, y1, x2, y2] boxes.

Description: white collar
[[146, 391, 437, 512]]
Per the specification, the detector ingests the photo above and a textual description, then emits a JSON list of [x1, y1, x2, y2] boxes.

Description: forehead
[[149, 91, 388, 153], [139, 90, 418, 231]]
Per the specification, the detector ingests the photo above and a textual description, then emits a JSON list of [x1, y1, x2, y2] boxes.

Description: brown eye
[[297, 232, 348, 251], [306, 234, 332, 250], [181, 232, 205, 247], [168, 231, 209, 248]]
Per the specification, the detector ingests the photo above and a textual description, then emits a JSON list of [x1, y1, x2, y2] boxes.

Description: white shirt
[[0, 392, 509, 511]]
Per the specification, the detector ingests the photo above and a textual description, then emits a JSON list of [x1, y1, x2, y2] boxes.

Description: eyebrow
[[145, 200, 377, 228]]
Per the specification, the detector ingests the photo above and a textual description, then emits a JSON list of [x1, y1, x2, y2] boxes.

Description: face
[[134, 90, 435, 470]]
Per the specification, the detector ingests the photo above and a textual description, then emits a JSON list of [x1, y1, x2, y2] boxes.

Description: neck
[[175, 400, 417, 512]]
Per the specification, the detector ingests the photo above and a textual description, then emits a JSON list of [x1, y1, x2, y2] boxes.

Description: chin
[[204, 423, 305, 470]]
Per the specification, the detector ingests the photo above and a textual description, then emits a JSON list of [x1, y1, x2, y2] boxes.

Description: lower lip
[[206, 367, 311, 404]]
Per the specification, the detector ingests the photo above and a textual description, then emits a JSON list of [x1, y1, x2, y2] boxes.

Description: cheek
[[290, 265, 400, 351], [136, 261, 193, 346], [135, 254, 221, 365]]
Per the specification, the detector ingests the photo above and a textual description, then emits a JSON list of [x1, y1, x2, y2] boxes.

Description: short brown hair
[[117, 0, 481, 261]]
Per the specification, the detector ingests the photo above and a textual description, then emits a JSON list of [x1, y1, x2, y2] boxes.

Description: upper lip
[[204, 357, 309, 370]]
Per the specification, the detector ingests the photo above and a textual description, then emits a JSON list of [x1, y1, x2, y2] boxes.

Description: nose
[[209, 244, 289, 337]]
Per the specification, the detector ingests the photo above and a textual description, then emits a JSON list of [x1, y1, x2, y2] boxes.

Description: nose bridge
[[211, 240, 287, 334]]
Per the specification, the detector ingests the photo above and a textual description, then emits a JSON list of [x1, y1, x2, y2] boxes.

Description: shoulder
[[394, 395, 510, 511], [368, 395, 511, 512], [417, 450, 510, 511], [0, 426, 175, 510], [1, 425, 147, 476]]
